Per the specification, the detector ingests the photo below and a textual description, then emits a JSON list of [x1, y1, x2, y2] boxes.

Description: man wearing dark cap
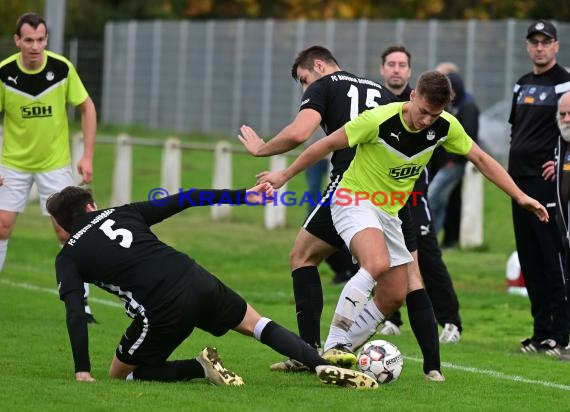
[[509, 19, 570, 354]]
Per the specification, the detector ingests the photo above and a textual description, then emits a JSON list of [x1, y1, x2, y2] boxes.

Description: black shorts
[[304, 174, 417, 252], [303, 175, 345, 249], [399, 201, 418, 252], [115, 262, 247, 366]]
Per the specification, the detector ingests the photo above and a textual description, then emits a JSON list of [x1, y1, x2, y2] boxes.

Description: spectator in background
[[509, 19, 570, 354], [378, 45, 463, 344], [543, 91, 570, 360], [0, 12, 98, 322], [379, 44, 413, 100], [429, 65, 480, 245], [435, 62, 460, 77]]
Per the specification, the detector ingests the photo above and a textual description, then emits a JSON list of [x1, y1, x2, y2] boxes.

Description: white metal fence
[[0, 131, 482, 246], [101, 18, 570, 142], [72, 134, 293, 230], [71, 134, 483, 246]]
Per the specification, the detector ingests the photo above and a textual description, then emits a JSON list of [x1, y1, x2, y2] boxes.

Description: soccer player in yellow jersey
[[0, 12, 97, 321], [258, 70, 548, 360]]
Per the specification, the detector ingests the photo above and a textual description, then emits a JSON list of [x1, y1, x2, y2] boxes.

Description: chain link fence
[[2, 19, 570, 160], [98, 18, 570, 160]]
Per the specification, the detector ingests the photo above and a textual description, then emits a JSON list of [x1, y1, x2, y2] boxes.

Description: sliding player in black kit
[[47, 184, 377, 389]]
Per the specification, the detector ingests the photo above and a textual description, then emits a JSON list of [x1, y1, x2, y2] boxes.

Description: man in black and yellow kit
[[259, 70, 548, 371], [0, 12, 97, 321], [378, 45, 463, 344], [239, 46, 445, 381]]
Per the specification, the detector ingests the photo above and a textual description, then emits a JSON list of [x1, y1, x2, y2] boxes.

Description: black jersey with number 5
[[56, 189, 247, 318], [300, 70, 396, 175]]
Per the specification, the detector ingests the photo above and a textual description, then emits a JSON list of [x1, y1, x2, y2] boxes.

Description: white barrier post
[[264, 155, 287, 230], [160, 137, 181, 195], [460, 161, 484, 248], [211, 141, 232, 220], [110, 134, 132, 206]]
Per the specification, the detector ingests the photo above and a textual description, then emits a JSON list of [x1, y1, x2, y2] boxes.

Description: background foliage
[[1, 0, 569, 38]]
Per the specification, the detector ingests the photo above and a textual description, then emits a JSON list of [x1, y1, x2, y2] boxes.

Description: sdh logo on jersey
[[21, 101, 53, 118], [389, 163, 422, 180]]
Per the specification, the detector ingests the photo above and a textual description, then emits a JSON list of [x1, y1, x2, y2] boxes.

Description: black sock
[[406, 289, 441, 373], [386, 310, 403, 327], [132, 359, 204, 382], [292, 266, 323, 349], [259, 321, 327, 371]]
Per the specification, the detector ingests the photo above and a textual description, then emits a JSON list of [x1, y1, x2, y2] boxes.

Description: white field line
[[403, 356, 570, 391], [3, 277, 570, 391], [0, 278, 123, 308]]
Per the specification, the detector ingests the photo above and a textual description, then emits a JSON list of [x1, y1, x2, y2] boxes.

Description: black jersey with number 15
[[300, 70, 396, 176]]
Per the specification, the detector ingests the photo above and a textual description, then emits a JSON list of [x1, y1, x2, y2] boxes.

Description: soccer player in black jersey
[[509, 20, 570, 354], [239, 45, 444, 380], [47, 185, 377, 389]]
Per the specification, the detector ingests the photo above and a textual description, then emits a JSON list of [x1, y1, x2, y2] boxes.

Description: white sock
[[253, 317, 271, 341], [0, 239, 7, 271], [324, 268, 375, 351], [346, 299, 386, 351]]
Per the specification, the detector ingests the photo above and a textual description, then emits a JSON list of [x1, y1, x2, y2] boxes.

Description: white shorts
[[0, 166, 74, 215], [331, 193, 413, 268]]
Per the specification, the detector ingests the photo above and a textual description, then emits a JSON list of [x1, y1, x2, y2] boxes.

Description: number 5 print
[[99, 219, 133, 248]]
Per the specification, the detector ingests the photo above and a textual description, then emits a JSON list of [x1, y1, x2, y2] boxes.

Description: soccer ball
[[356, 339, 404, 384]]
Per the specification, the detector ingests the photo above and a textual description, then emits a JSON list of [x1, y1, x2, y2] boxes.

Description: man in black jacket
[[544, 91, 570, 359], [509, 20, 570, 354]]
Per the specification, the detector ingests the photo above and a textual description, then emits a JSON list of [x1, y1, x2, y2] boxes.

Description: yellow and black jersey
[[0, 50, 89, 172], [342, 102, 473, 216]]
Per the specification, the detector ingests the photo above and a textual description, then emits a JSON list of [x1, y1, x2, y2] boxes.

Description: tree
[[1, 0, 568, 39]]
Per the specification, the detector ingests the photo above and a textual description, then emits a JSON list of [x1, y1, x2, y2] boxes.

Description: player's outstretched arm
[[238, 110, 322, 156], [516, 194, 549, 222], [256, 126, 349, 189], [244, 182, 275, 205], [466, 142, 549, 222]]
